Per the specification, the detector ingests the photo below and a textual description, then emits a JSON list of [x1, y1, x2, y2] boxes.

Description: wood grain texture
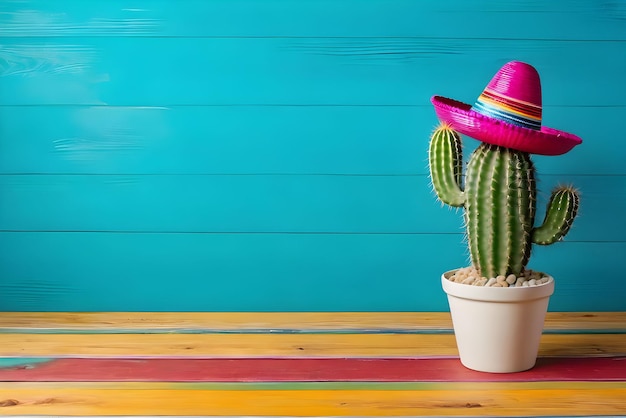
[[0, 311, 623, 416], [0, 312, 624, 332], [0, 333, 624, 357], [2, 106, 616, 176], [1, 234, 624, 312], [2, 357, 625, 382], [1, 382, 625, 416], [1, 0, 624, 40], [0, 38, 624, 106]]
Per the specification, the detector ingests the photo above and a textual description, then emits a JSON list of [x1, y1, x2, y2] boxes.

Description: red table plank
[[1, 357, 625, 382]]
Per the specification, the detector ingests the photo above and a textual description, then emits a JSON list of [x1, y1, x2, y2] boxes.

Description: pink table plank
[[1, 357, 625, 382]]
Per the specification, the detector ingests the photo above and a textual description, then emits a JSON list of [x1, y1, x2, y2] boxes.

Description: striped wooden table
[[0, 312, 625, 417]]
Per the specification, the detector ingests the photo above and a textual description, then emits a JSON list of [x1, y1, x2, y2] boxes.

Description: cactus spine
[[429, 124, 579, 278]]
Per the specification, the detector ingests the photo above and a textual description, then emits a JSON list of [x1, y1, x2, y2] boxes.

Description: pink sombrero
[[431, 61, 582, 156]]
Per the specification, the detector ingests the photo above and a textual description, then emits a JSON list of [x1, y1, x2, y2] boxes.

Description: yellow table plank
[[1, 382, 624, 416], [1, 333, 624, 357], [0, 312, 451, 331], [1, 312, 624, 331]]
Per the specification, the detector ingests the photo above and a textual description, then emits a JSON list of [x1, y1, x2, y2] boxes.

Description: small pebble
[[461, 277, 475, 285], [447, 268, 551, 288]]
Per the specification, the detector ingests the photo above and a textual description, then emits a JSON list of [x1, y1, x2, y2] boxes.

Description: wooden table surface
[[0, 312, 625, 417]]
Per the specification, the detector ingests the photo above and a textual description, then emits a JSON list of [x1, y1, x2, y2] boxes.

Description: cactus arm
[[532, 186, 580, 245], [428, 124, 465, 207]]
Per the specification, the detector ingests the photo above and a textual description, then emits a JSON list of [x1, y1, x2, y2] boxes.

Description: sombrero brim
[[431, 96, 582, 156]]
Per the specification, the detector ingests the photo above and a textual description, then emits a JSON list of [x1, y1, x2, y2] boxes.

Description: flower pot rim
[[441, 268, 555, 303]]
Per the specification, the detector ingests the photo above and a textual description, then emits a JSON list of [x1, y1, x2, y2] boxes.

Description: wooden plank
[[0, 416, 613, 418], [1, 38, 624, 106], [544, 312, 626, 331], [1, 382, 625, 416], [1, 357, 625, 382], [0, 174, 450, 234], [0, 333, 624, 358], [0, 333, 463, 357], [0, 232, 461, 312], [0, 105, 427, 176], [0, 312, 624, 332], [0, 105, 611, 176], [4, 380, 626, 390], [0, 0, 624, 40], [0, 174, 618, 241], [0, 233, 624, 312], [0, 312, 456, 332]]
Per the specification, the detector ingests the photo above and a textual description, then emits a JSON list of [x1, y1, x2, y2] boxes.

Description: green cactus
[[429, 124, 580, 279]]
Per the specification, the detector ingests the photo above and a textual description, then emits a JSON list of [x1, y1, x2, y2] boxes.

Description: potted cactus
[[428, 61, 582, 373]]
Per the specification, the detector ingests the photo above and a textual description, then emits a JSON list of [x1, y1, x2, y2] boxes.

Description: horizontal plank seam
[[0, 230, 464, 235], [6, 173, 621, 177], [1, 35, 626, 41], [3, 381, 626, 389], [1, 328, 625, 335], [2, 103, 624, 108], [0, 231, 623, 243], [2, 103, 626, 107]]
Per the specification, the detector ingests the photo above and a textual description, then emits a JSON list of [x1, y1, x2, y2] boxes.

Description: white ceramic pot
[[441, 270, 555, 373]]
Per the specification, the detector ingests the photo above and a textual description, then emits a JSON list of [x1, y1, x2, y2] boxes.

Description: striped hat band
[[472, 88, 542, 131]]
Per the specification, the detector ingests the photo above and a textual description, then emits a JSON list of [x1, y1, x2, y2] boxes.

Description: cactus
[[429, 124, 579, 279]]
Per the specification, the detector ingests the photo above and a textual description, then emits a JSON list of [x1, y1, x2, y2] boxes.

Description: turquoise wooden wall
[[0, 0, 624, 312]]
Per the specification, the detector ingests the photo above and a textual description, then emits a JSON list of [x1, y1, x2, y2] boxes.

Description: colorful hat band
[[472, 88, 542, 131]]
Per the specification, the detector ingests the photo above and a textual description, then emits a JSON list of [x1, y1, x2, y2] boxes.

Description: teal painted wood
[[1, 0, 624, 40], [0, 174, 445, 233], [0, 105, 621, 175], [0, 174, 620, 242], [0, 0, 623, 312], [0, 232, 623, 311], [0, 38, 624, 106], [0, 357, 53, 368], [0, 105, 427, 175]]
